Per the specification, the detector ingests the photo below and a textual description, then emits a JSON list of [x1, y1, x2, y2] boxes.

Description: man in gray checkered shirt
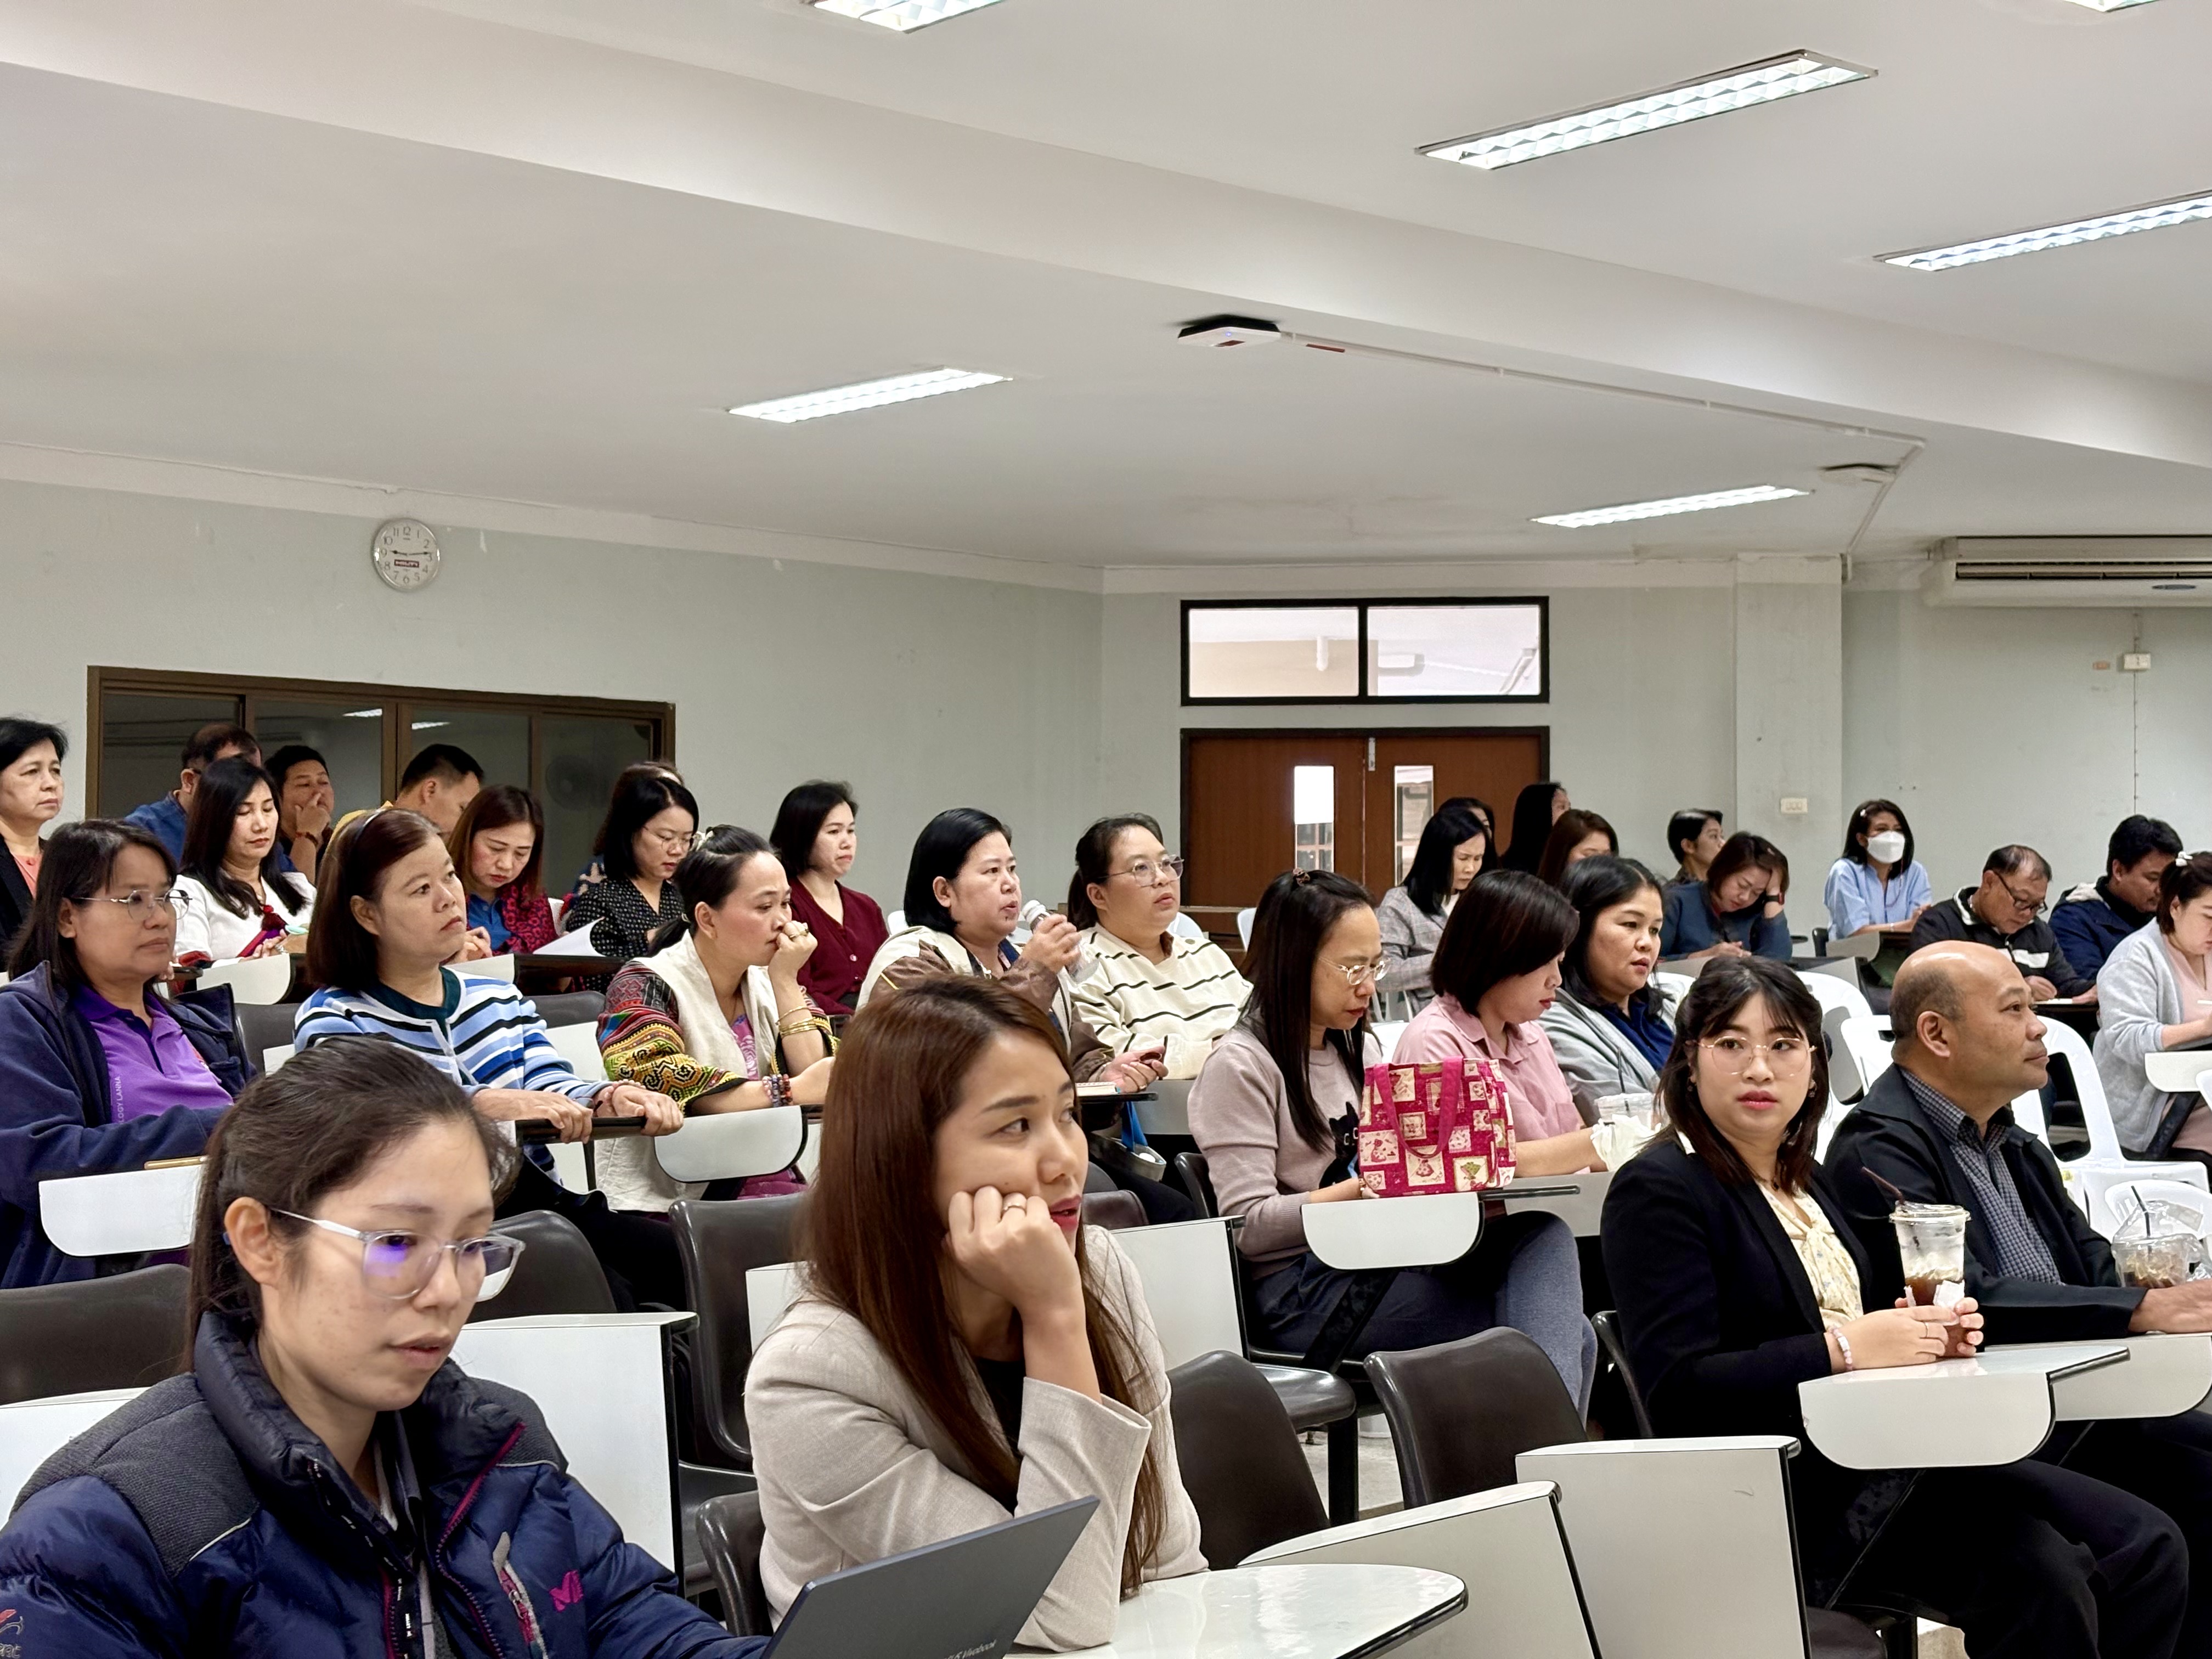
[[1829, 943, 2212, 1651]]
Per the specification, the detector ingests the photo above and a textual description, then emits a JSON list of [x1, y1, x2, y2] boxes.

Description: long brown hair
[[448, 784, 548, 908], [804, 978, 1167, 1594]]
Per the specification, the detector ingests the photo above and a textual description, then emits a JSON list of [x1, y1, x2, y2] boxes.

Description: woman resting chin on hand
[[745, 978, 1203, 1652]]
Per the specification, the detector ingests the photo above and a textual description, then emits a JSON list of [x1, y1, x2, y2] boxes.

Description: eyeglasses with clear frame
[[641, 827, 700, 853], [1324, 956, 1390, 989], [73, 888, 193, 918], [275, 1210, 525, 1303], [1109, 855, 1186, 888], [1696, 1036, 1813, 1073]]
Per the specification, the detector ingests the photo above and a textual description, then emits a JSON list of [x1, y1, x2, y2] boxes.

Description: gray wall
[[0, 478, 1104, 902], [1842, 590, 2212, 896]]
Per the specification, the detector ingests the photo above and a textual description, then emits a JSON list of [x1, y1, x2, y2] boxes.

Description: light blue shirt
[[1822, 856, 1932, 937]]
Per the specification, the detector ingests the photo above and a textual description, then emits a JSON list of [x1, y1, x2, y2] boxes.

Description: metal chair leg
[[1325, 1415, 1359, 1526]]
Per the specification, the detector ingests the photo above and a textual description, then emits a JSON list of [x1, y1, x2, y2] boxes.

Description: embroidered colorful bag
[[1357, 1058, 1517, 1197]]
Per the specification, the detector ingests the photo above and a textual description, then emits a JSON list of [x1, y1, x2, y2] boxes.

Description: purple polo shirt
[[72, 988, 236, 1122]]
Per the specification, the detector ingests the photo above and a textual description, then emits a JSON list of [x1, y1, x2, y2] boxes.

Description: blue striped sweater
[[294, 972, 603, 1107]]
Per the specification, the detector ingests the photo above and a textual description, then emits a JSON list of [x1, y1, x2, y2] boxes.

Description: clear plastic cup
[[2114, 1232, 2194, 1291], [1891, 1202, 1970, 1308], [1595, 1092, 1656, 1130]]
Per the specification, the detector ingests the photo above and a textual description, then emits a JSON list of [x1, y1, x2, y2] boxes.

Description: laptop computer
[[761, 1497, 1101, 1659]]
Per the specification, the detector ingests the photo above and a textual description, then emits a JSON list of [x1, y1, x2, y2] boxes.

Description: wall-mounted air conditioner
[[1924, 538, 2212, 606]]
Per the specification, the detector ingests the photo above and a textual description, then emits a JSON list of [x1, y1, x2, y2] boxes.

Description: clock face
[[372, 519, 442, 591]]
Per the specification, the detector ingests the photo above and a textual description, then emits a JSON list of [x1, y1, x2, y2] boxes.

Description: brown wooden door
[[1182, 729, 1545, 914]]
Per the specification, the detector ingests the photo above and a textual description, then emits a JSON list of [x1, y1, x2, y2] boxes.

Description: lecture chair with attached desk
[[670, 1193, 806, 1471], [1369, 1330, 1908, 1658], [0, 1264, 190, 1404]]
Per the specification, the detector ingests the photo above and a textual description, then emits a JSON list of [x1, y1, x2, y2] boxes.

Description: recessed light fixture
[[729, 368, 1008, 424], [1534, 484, 1809, 529], [1883, 189, 2212, 272], [808, 0, 1003, 31], [1421, 50, 1871, 171]]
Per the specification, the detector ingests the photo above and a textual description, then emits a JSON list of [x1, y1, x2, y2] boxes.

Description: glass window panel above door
[[1365, 603, 1545, 698], [1187, 607, 1359, 701], [405, 708, 531, 793], [97, 691, 240, 817], [253, 698, 386, 827], [539, 714, 656, 898]]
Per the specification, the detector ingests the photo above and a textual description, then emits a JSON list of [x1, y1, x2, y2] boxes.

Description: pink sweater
[[1395, 994, 1585, 1143]]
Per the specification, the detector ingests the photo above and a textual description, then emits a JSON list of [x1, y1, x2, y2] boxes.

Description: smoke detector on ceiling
[[1177, 315, 1285, 348]]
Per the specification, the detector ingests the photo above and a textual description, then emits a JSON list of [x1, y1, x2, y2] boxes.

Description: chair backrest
[[0, 1265, 190, 1404], [1168, 912, 1204, 941], [236, 1002, 301, 1071], [1370, 1020, 1409, 1062], [1109, 1218, 1245, 1369], [1367, 1328, 1585, 1507], [1236, 907, 1255, 948], [196, 953, 295, 1005], [2041, 1019, 2124, 1160], [1589, 1309, 1654, 1439], [1080, 1190, 1147, 1231], [1172, 1150, 1218, 1218], [545, 1021, 607, 1083], [669, 1193, 806, 1466], [2103, 1179, 2212, 1241], [1796, 970, 1872, 1023], [532, 990, 608, 1028], [887, 909, 906, 931], [1836, 1015, 1894, 1098], [697, 1491, 773, 1638], [473, 953, 518, 983], [1651, 970, 1697, 1008], [1519, 1436, 1812, 1659], [1165, 1351, 1326, 1567], [1245, 1484, 1598, 1658], [469, 1210, 616, 1322]]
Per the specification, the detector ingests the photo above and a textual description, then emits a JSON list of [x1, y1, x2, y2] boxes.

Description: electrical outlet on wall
[[1780, 797, 1809, 816], [2122, 653, 2152, 673]]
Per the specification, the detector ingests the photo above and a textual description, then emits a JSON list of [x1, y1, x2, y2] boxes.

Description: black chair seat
[[236, 1002, 300, 1069], [1167, 1351, 1327, 1567], [1366, 1327, 1584, 1508], [1079, 1190, 1146, 1231], [469, 1210, 616, 1322], [670, 1193, 807, 1469], [697, 1490, 773, 1636], [0, 1265, 190, 1403], [1255, 1363, 1358, 1432], [1805, 1607, 1888, 1659], [680, 1463, 755, 1598]]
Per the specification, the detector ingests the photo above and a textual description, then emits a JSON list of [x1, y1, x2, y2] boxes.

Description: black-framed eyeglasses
[[275, 1210, 524, 1303], [1995, 877, 2047, 919]]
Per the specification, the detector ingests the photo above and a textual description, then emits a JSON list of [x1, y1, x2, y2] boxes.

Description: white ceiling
[[0, 0, 2207, 577]]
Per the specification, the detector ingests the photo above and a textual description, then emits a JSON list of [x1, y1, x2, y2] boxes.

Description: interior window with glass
[[1183, 600, 1545, 704]]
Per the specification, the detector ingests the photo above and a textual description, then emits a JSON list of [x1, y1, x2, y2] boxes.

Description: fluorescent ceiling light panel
[[809, 0, 1004, 31], [1883, 189, 2212, 271], [729, 368, 1007, 424], [1423, 51, 1870, 170], [2059, 0, 2159, 9], [1534, 484, 1809, 528]]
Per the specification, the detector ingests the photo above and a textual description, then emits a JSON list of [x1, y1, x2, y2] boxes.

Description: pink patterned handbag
[[1357, 1058, 1518, 1197]]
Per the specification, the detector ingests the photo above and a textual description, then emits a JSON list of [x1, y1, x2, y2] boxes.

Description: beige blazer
[[744, 1226, 1207, 1651]]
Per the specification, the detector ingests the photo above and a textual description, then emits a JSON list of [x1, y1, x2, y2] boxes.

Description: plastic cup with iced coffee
[[1891, 1202, 1970, 1310], [2114, 1231, 2193, 1291]]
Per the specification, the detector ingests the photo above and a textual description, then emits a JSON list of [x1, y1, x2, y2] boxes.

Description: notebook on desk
[[762, 1498, 1098, 1659]]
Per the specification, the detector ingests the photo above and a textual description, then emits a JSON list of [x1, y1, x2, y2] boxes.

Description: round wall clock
[[371, 518, 443, 592]]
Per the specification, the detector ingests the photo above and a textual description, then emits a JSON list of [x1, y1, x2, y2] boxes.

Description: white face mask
[[1866, 831, 1907, 864]]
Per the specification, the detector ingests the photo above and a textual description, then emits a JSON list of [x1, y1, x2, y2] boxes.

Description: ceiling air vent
[[1925, 538, 2212, 606]]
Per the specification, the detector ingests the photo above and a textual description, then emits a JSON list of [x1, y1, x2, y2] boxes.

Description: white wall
[[1100, 584, 1738, 877], [0, 478, 1103, 902], [1843, 590, 2212, 896]]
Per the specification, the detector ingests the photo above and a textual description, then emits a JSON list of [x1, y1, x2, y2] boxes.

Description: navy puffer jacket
[[0, 1313, 764, 1659]]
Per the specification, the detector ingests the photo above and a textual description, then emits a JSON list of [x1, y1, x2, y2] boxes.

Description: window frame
[[1179, 596, 1550, 707], [86, 666, 675, 813]]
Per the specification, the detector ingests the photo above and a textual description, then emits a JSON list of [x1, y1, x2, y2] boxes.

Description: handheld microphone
[[1018, 900, 1096, 982]]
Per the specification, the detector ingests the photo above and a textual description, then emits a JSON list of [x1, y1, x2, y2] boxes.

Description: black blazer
[[0, 851, 30, 963], [1604, 1139, 1909, 1603], [1824, 1065, 2141, 1344]]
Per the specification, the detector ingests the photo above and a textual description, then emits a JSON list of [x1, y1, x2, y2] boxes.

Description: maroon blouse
[[788, 879, 890, 1015]]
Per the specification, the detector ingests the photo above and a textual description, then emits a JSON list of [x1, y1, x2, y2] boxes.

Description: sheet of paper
[[528, 929, 607, 960]]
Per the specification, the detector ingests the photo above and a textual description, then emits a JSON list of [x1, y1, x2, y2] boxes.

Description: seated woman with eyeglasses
[[1066, 814, 1246, 1079], [1188, 869, 1596, 1410], [0, 1038, 770, 1658], [1602, 957, 2191, 1657], [0, 820, 248, 1288], [562, 770, 699, 984], [296, 810, 690, 1308]]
